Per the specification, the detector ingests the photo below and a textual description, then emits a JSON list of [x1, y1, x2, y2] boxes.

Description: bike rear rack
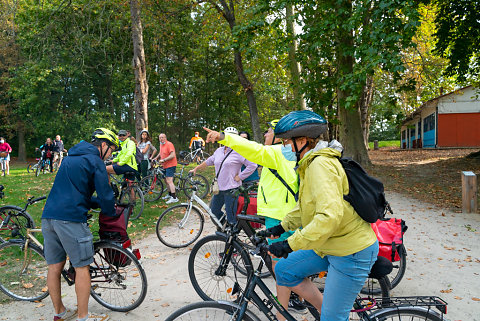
[[373, 296, 447, 314]]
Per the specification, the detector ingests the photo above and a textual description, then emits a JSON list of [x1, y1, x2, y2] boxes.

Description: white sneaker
[[162, 195, 171, 200], [166, 197, 179, 204]]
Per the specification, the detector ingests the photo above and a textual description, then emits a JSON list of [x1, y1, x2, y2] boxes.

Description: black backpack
[[338, 157, 387, 223]]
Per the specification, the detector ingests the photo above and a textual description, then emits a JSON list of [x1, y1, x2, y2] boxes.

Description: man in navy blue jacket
[[42, 128, 120, 321]]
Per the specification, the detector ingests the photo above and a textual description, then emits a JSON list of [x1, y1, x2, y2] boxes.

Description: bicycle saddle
[[368, 256, 393, 279]]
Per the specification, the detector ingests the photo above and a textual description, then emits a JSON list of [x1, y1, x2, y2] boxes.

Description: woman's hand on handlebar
[[257, 224, 285, 239]]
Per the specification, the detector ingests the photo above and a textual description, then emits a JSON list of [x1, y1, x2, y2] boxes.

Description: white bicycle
[[0, 153, 8, 177], [155, 174, 226, 248]]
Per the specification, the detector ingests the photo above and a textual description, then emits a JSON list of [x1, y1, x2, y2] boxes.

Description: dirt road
[[1, 191, 479, 320]]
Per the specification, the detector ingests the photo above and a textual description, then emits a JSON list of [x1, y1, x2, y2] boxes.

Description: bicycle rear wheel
[[0, 206, 36, 243], [0, 240, 49, 301], [366, 306, 444, 321], [188, 234, 252, 302], [156, 204, 204, 248], [89, 241, 147, 312], [197, 151, 211, 164], [182, 174, 209, 199], [26, 163, 36, 174], [140, 175, 164, 202], [119, 186, 144, 220], [165, 300, 257, 321], [361, 246, 407, 295]]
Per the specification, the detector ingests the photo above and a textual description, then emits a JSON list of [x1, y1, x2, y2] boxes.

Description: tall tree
[[285, 4, 306, 110], [130, 0, 148, 138], [433, 0, 480, 82], [204, 0, 262, 142]]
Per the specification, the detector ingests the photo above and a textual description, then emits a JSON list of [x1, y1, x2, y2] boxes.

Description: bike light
[[133, 248, 141, 260], [122, 239, 132, 249]]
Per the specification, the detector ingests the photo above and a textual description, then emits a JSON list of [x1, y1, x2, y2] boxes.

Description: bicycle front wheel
[[0, 206, 36, 243], [140, 175, 164, 202], [165, 301, 257, 321], [188, 234, 252, 302], [90, 241, 147, 312], [119, 186, 144, 220], [366, 306, 444, 321], [26, 163, 35, 174], [156, 204, 204, 248], [182, 174, 209, 199], [0, 240, 49, 301]]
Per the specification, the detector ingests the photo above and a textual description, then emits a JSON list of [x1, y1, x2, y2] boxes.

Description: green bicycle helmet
[[274, 110, 327, 139], [91, 128, 121, 151], [267, 119, 280, 130]]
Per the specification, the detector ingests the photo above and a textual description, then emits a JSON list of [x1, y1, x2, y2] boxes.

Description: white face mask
[[195, 134, 198, 137], [0, 140, 4, 144]]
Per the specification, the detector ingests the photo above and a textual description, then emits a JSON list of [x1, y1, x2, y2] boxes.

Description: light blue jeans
[[275, 241, 379, 321]]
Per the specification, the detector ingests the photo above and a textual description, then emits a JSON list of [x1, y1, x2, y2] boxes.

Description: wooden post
[[374, 140, 379, 150], [462, 171, 478, 213]]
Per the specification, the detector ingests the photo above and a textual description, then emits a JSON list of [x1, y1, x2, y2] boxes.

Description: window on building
[[423, 113, 435, 132]]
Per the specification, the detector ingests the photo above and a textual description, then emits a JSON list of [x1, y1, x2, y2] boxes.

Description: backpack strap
[[267, 168, 298, 202]]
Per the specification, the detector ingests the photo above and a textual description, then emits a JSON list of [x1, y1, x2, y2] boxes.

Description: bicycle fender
[[214, 231, 228, 239], [216, 301, 261, 321]]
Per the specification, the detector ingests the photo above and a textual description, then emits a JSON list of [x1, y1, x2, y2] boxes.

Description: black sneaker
[[288, 297, 307, 314]]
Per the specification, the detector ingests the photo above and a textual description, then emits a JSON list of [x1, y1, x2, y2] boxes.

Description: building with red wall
[[401, 86, 480, 149]]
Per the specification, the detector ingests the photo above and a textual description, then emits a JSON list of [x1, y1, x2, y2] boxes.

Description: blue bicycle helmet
[[274, 110, 327, 139]]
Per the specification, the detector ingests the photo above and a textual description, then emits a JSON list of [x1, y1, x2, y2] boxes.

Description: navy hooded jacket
[[42, 140, 116, 222]]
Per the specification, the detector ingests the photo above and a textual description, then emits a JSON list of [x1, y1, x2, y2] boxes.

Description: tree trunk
[[17, 124, 26, 162], [335, 1, 370, 165], [286, 4, 306, 110], [233, 49, 262, 142], [208, 0, 262, 142], [130, 0, 148, 140], [360, 75, 374, 149]]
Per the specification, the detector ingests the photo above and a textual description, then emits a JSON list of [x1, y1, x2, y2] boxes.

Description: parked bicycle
[[140, 160, 209, 202], [0, 195, 44, 243], [0, 152, 8, 176], [179, 149, 211, 165], [167, 235, 448, 321], [0, 223, 147, 312]]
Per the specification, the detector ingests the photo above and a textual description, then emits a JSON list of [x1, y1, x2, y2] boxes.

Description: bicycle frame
[[182, 191, 224, 229]]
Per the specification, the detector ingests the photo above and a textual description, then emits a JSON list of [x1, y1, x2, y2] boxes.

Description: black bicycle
[[168, 234, 448, 321], [0, 194, 44, 243]]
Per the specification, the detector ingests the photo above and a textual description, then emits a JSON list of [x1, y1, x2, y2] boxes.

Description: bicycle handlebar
[[30, 195, 47, 204]]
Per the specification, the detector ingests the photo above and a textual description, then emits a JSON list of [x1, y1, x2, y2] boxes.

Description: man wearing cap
[[106, 129, 138, 176]]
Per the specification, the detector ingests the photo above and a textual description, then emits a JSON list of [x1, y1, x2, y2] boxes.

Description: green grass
[[368, 140, 400, 149], [0, 162, 216, 242]]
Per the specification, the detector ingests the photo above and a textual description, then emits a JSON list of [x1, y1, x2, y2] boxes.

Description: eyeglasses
[[281, 138, 292, 146], [118, 134, 126, 138]]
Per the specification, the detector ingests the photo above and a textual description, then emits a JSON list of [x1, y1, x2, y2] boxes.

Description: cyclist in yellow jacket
[[204, 120, 307, 312], [106, 129, 138, 175]]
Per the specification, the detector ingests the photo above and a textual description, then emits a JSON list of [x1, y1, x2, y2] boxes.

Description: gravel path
[[1, 191, 479, 320]]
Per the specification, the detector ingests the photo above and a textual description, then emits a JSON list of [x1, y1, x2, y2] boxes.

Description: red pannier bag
[[371, 218, 407, 262], [99, 204, 132, 267], [236, 196, 262, 229]]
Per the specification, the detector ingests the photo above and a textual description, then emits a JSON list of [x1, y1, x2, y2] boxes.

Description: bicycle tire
[[389, 244, 407, 289], [362, 246, 407, 295], [0, 206, 36, 243], [156, 204, 204, 248], [89, 241, 147, 312], [140, 175, 164, 202], [182, 174, 209, 199], [26, 163, 35, 174], [366, 306, 444, 321], [0, 240, 49, 301], [119, 186, 144, 220], [165, 301, 258, 321], [188, 234, 252, 302]]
